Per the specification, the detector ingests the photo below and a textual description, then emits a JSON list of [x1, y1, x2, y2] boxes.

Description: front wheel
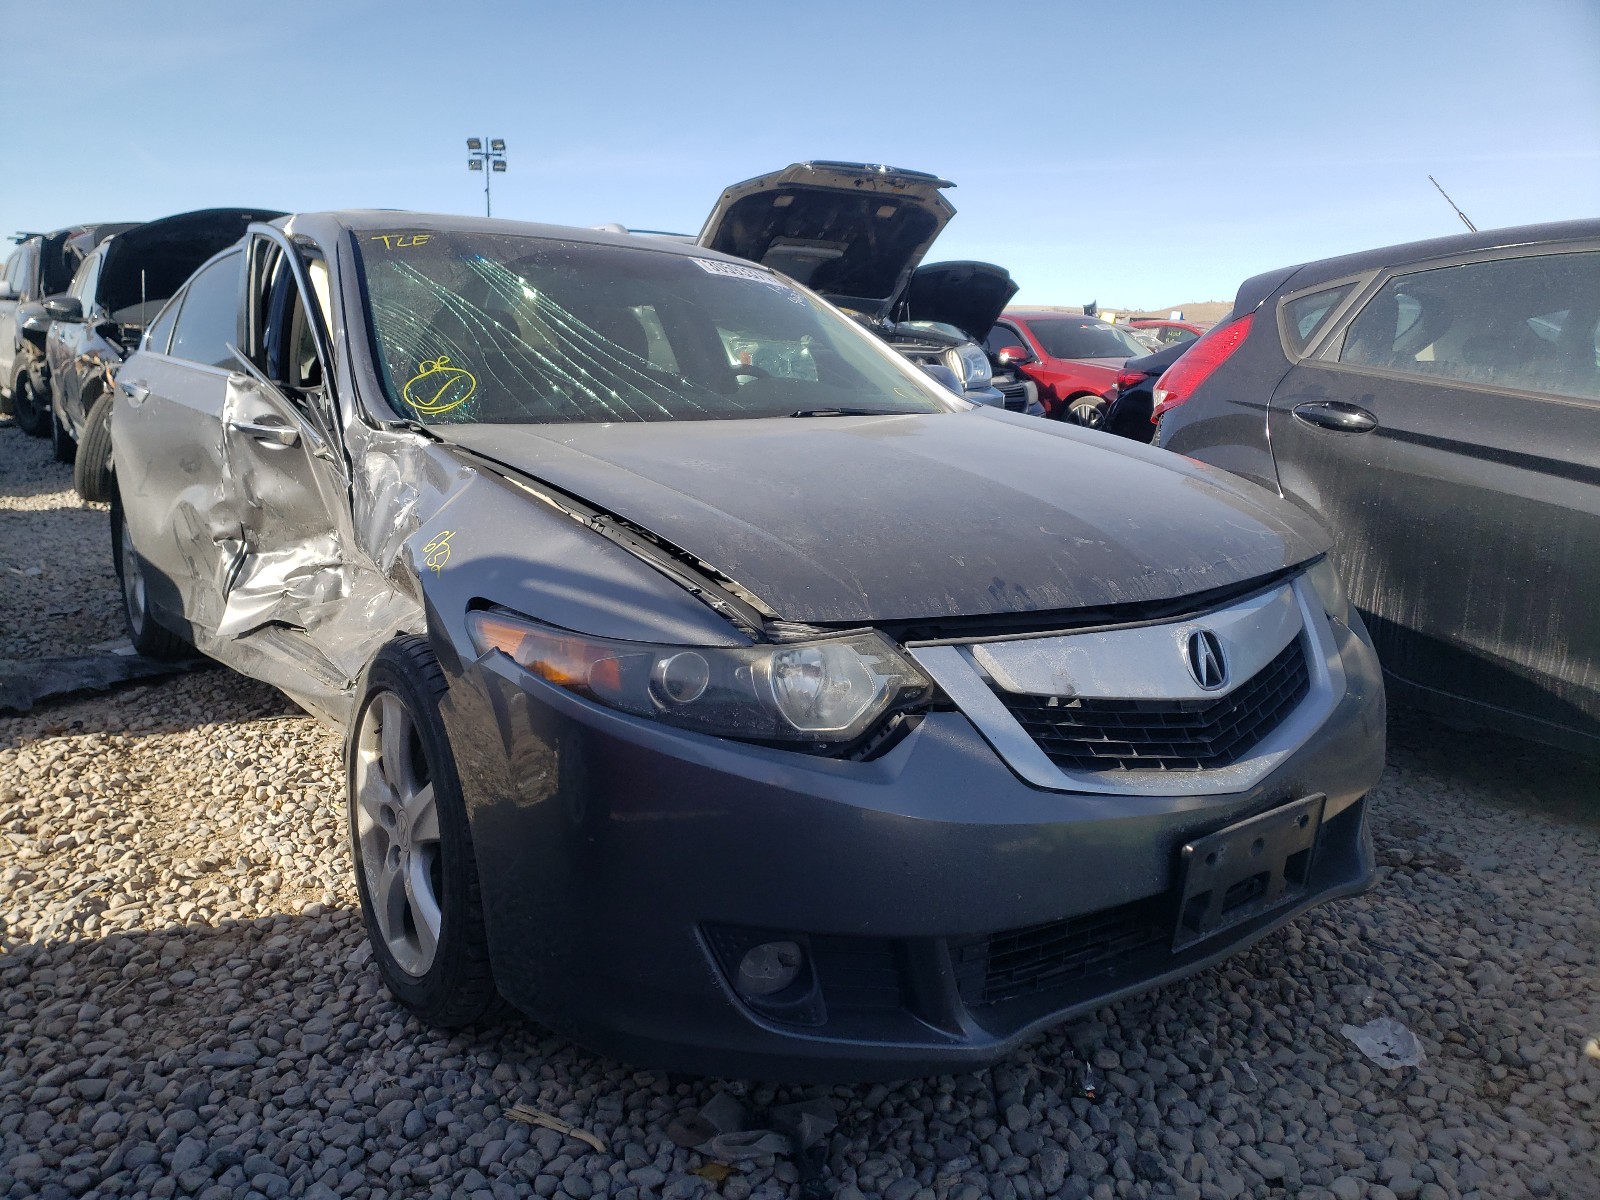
[[74, 393, 115, 502], [349, 637, 501, 1029], [13, 375, 50, 438], [1064, 395, 1108, 429]]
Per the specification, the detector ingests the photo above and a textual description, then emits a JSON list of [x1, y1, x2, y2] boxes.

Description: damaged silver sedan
[[110, 213, 1385, 1080]]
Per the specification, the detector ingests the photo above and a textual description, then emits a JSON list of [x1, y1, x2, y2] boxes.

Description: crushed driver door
[[211, 227, 356, 696]]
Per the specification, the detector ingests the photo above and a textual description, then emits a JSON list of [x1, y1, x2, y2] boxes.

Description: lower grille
[[952, 895, 1169, 1007], [995, 636, 1310, 772], [998, 379, 1031, 411], [811, 936, 904, 1012]]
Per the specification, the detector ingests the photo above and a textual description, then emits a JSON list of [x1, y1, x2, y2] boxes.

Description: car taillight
[[1150, 312, 1254, 422], [1115, 370, 1149, 391]]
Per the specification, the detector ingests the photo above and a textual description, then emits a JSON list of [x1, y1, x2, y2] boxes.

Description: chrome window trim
[[909, 575, 1344, 797]]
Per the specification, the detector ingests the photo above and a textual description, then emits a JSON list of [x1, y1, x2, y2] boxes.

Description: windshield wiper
[[788, 407, 919, 418]]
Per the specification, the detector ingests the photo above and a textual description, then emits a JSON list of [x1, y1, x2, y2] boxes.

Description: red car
[[984, 312, 1150, 426], [1128, 318, 1211, 348]]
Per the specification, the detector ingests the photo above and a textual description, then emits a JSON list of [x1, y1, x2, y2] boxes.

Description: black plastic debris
[[0, 645, 206, 714]]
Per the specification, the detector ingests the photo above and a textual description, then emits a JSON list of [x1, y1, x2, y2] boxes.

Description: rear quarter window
[[1280, 283, 1355, 356]]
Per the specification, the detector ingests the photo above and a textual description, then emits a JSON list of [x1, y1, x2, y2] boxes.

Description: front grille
[[952, 895, 1169, 1007], [997, 379, 1031, 411], [994, 636, 1310, 772]]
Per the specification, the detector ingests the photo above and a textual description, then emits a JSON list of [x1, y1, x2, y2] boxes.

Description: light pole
[[466, 138, 507, 217]]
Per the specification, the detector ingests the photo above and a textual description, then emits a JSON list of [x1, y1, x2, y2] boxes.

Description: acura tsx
[[109, 212, 1385, 1079]]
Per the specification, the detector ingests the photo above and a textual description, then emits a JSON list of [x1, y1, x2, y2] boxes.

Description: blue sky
[[2, 0, 1596, 307]]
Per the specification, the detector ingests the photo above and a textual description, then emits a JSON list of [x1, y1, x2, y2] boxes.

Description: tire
[[12, 374, 50, 438], [110, 493, 190, 661], [348, 637, 501, 1029], [73, 393, 115, 502], [51, 396, 76, 463], [1064, 395, 1108, 429]]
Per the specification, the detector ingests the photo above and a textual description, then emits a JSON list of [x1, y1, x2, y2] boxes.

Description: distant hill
[[1010, 301, 1234, 324]]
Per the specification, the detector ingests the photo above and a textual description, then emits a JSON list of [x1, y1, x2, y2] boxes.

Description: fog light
[[736, 940, 803, 997]]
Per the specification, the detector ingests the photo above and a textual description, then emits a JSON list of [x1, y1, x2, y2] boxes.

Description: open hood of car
[[437, 411, 1329, 626], [99, 207, 284, 319], [696, 161, 957, 320], [906, 261, 1018, 342]]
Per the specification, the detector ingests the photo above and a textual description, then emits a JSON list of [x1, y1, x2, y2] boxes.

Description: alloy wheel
[[120, 528, 148, 633], [353, 691, 445, 977], [1069, 398, 1107, 429]]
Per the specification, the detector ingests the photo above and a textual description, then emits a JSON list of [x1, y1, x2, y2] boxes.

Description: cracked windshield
[[357, 231, 948, 423]]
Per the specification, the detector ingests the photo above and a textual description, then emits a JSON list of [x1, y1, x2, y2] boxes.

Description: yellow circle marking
[[403, 356, 477, 415]]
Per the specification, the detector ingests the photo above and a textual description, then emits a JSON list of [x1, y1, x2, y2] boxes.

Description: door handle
[[228, 415, 300, 447], [1292, 401, 1377, 433], [120, 380, 150, 405]]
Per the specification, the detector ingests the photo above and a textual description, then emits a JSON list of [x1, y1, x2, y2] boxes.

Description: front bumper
[[441, 614, 1384, 1081]]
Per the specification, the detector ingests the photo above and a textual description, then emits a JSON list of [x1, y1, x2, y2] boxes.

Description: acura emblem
[[1185, 630, 1228, 690]]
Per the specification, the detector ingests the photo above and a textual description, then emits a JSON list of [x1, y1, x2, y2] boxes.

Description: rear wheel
[[349, 637, 501, 1029], [73, 393, 115, 502], [13, 375, 50, 438], [111, 494, 189, 660]]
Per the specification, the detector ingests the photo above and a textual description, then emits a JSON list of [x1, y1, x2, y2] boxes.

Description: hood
[[906, 261, 1018, 342], [39, 223, 138, 296], [436, 411, 1329, 626], [100, 207, 284, 317], [697, 161, 956, 320]]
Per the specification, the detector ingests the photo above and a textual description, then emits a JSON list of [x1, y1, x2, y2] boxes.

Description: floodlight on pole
[[466, 136, 507, 216]]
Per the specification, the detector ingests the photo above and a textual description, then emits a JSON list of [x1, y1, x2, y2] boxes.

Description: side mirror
[[43, 295, 84, 322], [995, 344, 1032, 365], [0, 282, 17, 302], [18, 303, 51, 335]]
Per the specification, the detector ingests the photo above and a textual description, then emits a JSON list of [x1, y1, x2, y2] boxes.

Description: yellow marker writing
[[402, 356, 477, 415], [370, 233, 432, 249], [422, 530, 455, 574]]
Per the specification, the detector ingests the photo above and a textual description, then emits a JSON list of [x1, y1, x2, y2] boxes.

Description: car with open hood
[[43, 207, 282, 500], [110, 211, 1384, 1080], [1, 223, 136, 435], [697, 162, 1040, 415]]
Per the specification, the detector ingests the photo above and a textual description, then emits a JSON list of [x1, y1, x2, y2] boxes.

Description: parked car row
[[2, 209, 280, 499], [31, 194, 1388, 1081]]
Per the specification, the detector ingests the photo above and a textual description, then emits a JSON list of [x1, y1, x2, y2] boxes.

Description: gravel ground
[[1, 414, 1597, 1200]]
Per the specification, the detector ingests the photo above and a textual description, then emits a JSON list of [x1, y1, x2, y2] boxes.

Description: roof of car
[[285, 210, 748, 262], [1281, 218, 1600, 286]]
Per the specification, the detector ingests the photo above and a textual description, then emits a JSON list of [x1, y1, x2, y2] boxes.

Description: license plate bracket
[[1173, 794, 1325, 952]]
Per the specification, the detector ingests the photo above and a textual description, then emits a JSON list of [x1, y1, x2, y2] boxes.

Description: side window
[[144, 294, 181, 354], [169, 253, 243, 369], [1337, 251, 1600, 401], [2, 252, 17, 292], [262, 250, 328, 395], [984, 323, 1026, 355], [1281, 283, 1355, 355], [69, 250, 102, 308]]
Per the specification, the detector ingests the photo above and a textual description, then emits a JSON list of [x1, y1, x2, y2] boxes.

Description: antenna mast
[[1428, 175, 1477, 233]]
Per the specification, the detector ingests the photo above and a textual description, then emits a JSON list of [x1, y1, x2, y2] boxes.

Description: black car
[[43, 208, 281, 499], [0, 224, 134, 435], [1154, 219, 1600, 755], [111, 210, 1383, 1080], [1102, 340, 1190, 442]]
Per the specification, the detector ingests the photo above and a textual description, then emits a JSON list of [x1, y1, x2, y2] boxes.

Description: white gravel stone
[[4, 414, 1600, 1200]]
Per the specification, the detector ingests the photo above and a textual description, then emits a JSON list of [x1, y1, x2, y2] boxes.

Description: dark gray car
[[111, 211, 1384, 1080], [1154, 219, 1600, 756]]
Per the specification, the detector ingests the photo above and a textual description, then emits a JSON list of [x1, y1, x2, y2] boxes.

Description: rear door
[[1268, 246, 1600, 744], [114, 250, 244, 633], [0, 241, 37, 389]]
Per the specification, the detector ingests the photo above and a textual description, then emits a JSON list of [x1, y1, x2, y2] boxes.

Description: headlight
[[466, 611, 931, 746], [945, 343, 993, 389], [1305, 557, 1351, 622]]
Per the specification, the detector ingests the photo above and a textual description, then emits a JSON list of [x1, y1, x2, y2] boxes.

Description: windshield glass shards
[[355, 231, 951, 425]]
